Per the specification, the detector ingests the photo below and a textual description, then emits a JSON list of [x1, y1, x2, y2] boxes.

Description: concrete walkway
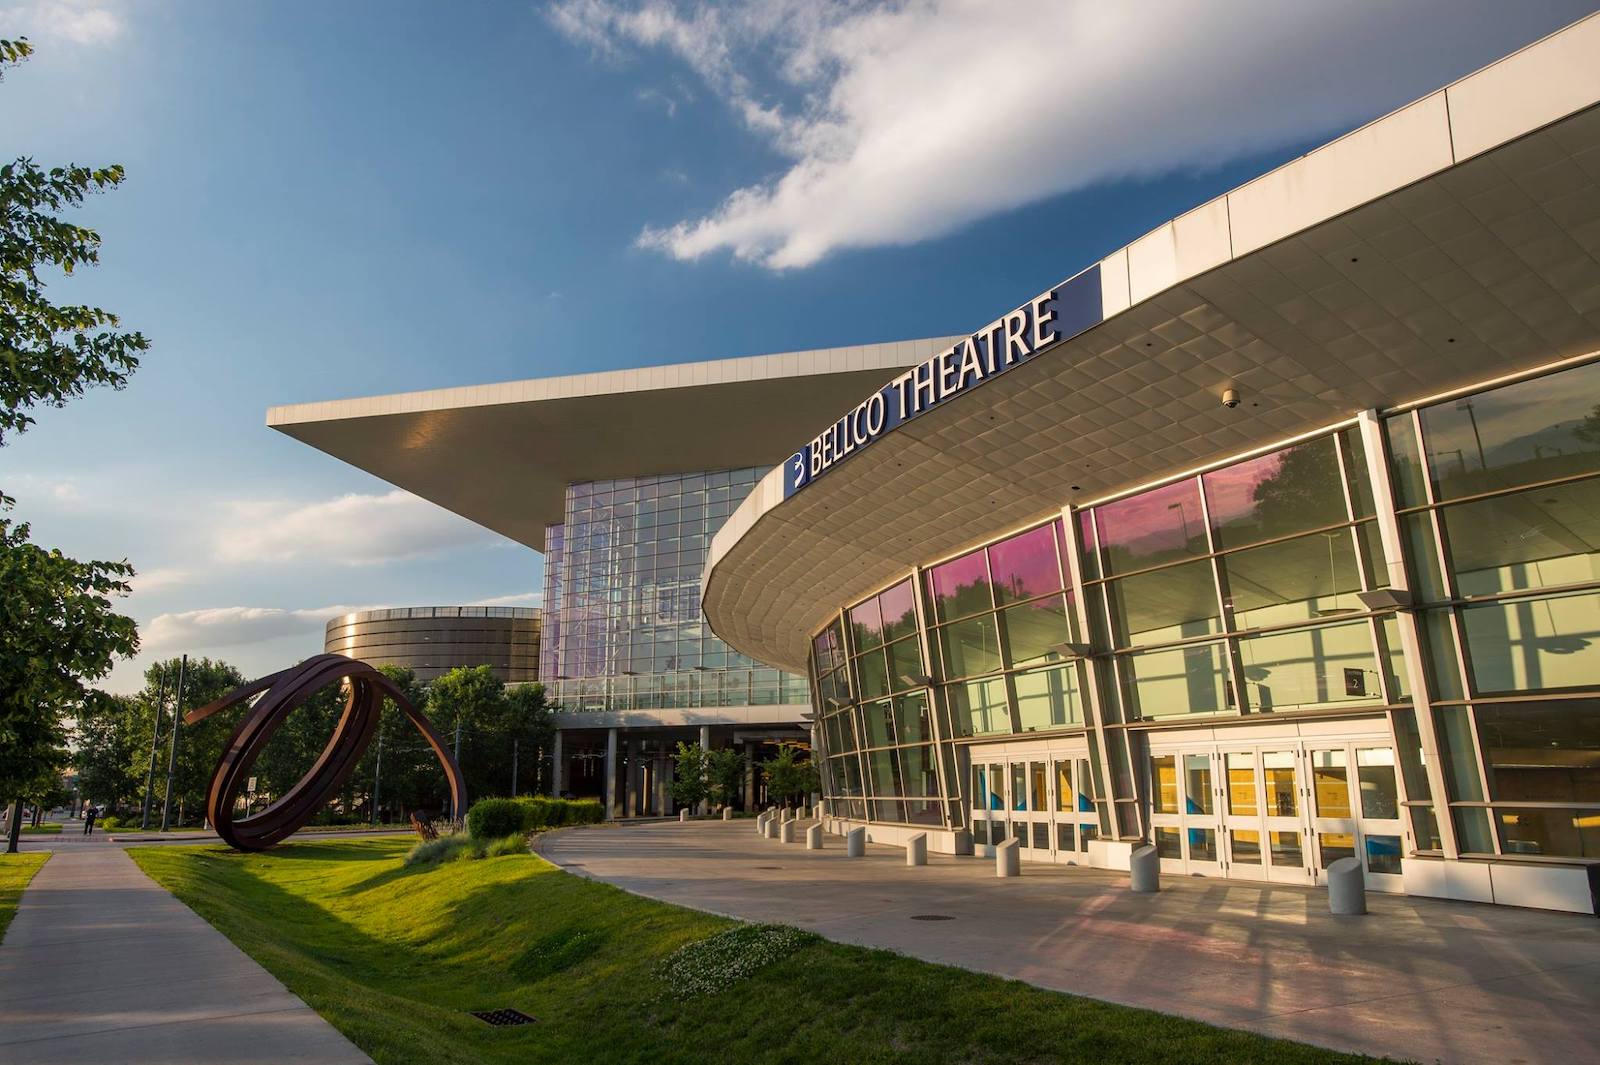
[[0, 846, 371, 1065], [541, 820, 1600, 1065]]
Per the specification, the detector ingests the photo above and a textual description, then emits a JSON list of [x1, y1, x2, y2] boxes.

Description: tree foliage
[[761, 744, 819, 807], [669, 742, 708, 811], [1, 37, 148, 447], [705, 747, 746, 810]]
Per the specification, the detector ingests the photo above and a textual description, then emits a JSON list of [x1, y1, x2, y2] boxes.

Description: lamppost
[[140, 667, 168, 830], [159, 654, 187, 832]]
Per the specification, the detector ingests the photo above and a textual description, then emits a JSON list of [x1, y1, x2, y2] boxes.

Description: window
[[1204, 438, 1347, 548]]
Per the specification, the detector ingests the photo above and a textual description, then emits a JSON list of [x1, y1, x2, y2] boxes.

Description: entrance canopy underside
[[268, 337, 957, 550], [703, 18, 1600, 674]]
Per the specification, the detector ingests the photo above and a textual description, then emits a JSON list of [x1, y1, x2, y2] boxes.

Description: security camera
[[1221, 388, 1240, 409]]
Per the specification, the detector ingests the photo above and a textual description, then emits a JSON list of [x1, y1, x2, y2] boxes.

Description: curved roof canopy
[[702, 14, 1600, 673], [268, 337, 958, 550]]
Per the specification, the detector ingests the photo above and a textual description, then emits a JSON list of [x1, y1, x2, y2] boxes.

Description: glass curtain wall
[[1384, 359, 1600, 859], [541, 468, 811, 713]]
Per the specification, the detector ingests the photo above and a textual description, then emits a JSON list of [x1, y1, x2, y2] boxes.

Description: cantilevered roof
[[703, 13, 1600, 673], [268, 338, 959, 550]]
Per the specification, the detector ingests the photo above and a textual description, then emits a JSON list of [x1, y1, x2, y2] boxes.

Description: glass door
[[1307, 744, 1406, 892], [1149, 752, 1222, 876], [1220, 749, 1312, 884], [970, 761, 1007, 851], [1049, 757, 1099, 865]]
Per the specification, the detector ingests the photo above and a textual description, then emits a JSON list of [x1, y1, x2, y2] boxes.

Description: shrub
[[98, 815, 123, 830], [466, 798, 525, 840], [655, 924, 816, 999], [466, 796, 605, 838], [485, 834, 528, 858], [405, 833, 478, 866]]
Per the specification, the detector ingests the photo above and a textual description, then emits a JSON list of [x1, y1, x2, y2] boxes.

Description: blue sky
[[1, 0, 1594, 692]]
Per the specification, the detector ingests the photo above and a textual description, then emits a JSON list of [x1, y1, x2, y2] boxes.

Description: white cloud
[[214, 489, 496, 566], [140, 603, 377, 654], [130, 566, 191, 594], [549, 0, 1587, 269], [14, 1, 126, 46], [472, 591, 543, 608]]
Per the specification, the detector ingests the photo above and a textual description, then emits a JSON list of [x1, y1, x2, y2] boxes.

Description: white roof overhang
[[267, 337, 959, 550], [703, 14, 1600, 674]]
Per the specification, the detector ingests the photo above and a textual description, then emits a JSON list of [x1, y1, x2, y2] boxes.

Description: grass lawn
[[19, 823, 62, 835], [132, 838, 1381, 1065], [0, 852, 49, 941]]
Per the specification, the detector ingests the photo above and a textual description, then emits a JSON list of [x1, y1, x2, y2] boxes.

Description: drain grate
[[470, 1008, 537, 1027], [910, 914, 955, 921]]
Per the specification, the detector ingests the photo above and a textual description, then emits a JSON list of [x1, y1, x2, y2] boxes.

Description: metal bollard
[[722, 808, 732, 821], [806, 824, 822, 849], [995, 838, 1020, 877], [780, 820, 795, 843], [1130, 844, 1159, 893], [1327, 856, 1367, 915], [846, 826, 866, 857], [906, 832, 927, 867], [679, 810, 688, 823]]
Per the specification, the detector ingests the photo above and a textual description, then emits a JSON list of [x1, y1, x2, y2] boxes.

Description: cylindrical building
[[324, 607, 541, 684]]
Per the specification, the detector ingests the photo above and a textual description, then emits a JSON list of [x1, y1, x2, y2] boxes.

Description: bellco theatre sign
[[783, 263, 1104, 498]]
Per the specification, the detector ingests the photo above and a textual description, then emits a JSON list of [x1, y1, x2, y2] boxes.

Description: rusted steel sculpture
[[184, 654, 467, 851]]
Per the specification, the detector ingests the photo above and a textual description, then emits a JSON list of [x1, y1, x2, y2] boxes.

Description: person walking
[[82, 806, 97, 836]]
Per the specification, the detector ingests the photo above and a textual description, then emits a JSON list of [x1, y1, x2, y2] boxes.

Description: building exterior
[[699, 18, 1600, 914], [324, 606, 541, 684], [274, 15, 1600, 912], [271, 336, 958, 817]]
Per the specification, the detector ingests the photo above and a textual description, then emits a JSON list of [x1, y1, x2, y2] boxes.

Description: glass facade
[[808, 358, 1600, 862], [541, 468, 811, 713]]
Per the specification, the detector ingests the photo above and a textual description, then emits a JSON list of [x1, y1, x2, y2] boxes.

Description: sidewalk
[[541, 820, 1600, 1065], [0, 846, 370, 1065]]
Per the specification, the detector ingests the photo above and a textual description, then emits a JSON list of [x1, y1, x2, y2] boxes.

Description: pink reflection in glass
[[988, 522, 1062, 604], [928, 549, 991, 621], [1202, 452, 1282, 540], [878, 580, 917, 641], [1093, 479, 1204, 573], [848, 596, 884, 650]]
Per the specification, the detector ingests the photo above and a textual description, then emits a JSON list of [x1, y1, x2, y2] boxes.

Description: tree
[[761, 744, 820, 809], [503, 683, 556, 795], [1, 520, 138, 851], [1, 38, 149, 448], [669, 742, 708, 812], [0, 37, 146, 852], [705, 747, 745, 811], [427, 665, 508, 807], [72, 690, 141, 813]]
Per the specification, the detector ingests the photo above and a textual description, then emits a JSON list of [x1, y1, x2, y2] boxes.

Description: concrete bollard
[[755, 811, 769, 835], [951, 829, 974, 856], [679, 810, 688, 823], [764, 817, 779, 839], [995, 838, 1020, 877], [722, 808, 732, 821], [780, 820, 795, 843], [1130, 844, 1160, 893], [1327, 856, 1367, 915], [846, 826, 866, 857], [906, 832, 927, 867], [806, 824, 822, 849]]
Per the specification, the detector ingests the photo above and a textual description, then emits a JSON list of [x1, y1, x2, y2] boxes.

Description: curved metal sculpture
[[184, 654, 467, 851]]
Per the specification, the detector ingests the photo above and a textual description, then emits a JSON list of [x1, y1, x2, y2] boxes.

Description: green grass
[[132, 839, 1381, 1065], [0, 852, 49, 941], [19, 823, 62, 835]]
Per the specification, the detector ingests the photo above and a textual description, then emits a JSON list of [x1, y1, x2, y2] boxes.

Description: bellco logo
[[783, 264, 1104, 499]]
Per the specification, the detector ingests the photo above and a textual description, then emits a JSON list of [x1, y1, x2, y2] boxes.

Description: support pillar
[[604, 728, 618, 820], [549, 730, 563, 797]]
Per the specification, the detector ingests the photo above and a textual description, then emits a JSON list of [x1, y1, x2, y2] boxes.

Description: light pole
[[370, 724, 383, 827], [140, 667, 169, 830], [160, 654, 187, 832]]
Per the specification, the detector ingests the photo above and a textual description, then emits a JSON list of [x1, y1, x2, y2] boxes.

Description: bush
[[465, 796, 604, 838], [484, 834, 528, 858], [466, 798, 525, 840], [98, 815, 124, 830], [405, 833, 477, 866]]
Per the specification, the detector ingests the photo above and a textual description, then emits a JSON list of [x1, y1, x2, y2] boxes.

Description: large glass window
[[1094, 479, 1206, 574], [1476, 700, 1600, 804], [1108, 560, 1220, 646], [1203, 438, 1348, 548]]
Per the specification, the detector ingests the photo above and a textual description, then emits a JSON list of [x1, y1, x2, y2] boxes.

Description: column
[[699, 726, 711, 814], [626, 739, 641, 817], [604, 728, 618, 820], [550, 730, 563, 798]]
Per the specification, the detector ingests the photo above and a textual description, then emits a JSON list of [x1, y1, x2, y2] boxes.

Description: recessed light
[[1349, 256, 1359, 263], [1070, 485, 1081, 491], [1447, 337, 1456, 344]]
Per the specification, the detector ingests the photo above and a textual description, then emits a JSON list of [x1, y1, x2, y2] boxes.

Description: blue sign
[[783, 264, 1103, 498]]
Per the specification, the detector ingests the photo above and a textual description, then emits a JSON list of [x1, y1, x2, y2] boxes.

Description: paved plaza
[[0, 839, 371, 1065], [540, 820, 1600, 1065]]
